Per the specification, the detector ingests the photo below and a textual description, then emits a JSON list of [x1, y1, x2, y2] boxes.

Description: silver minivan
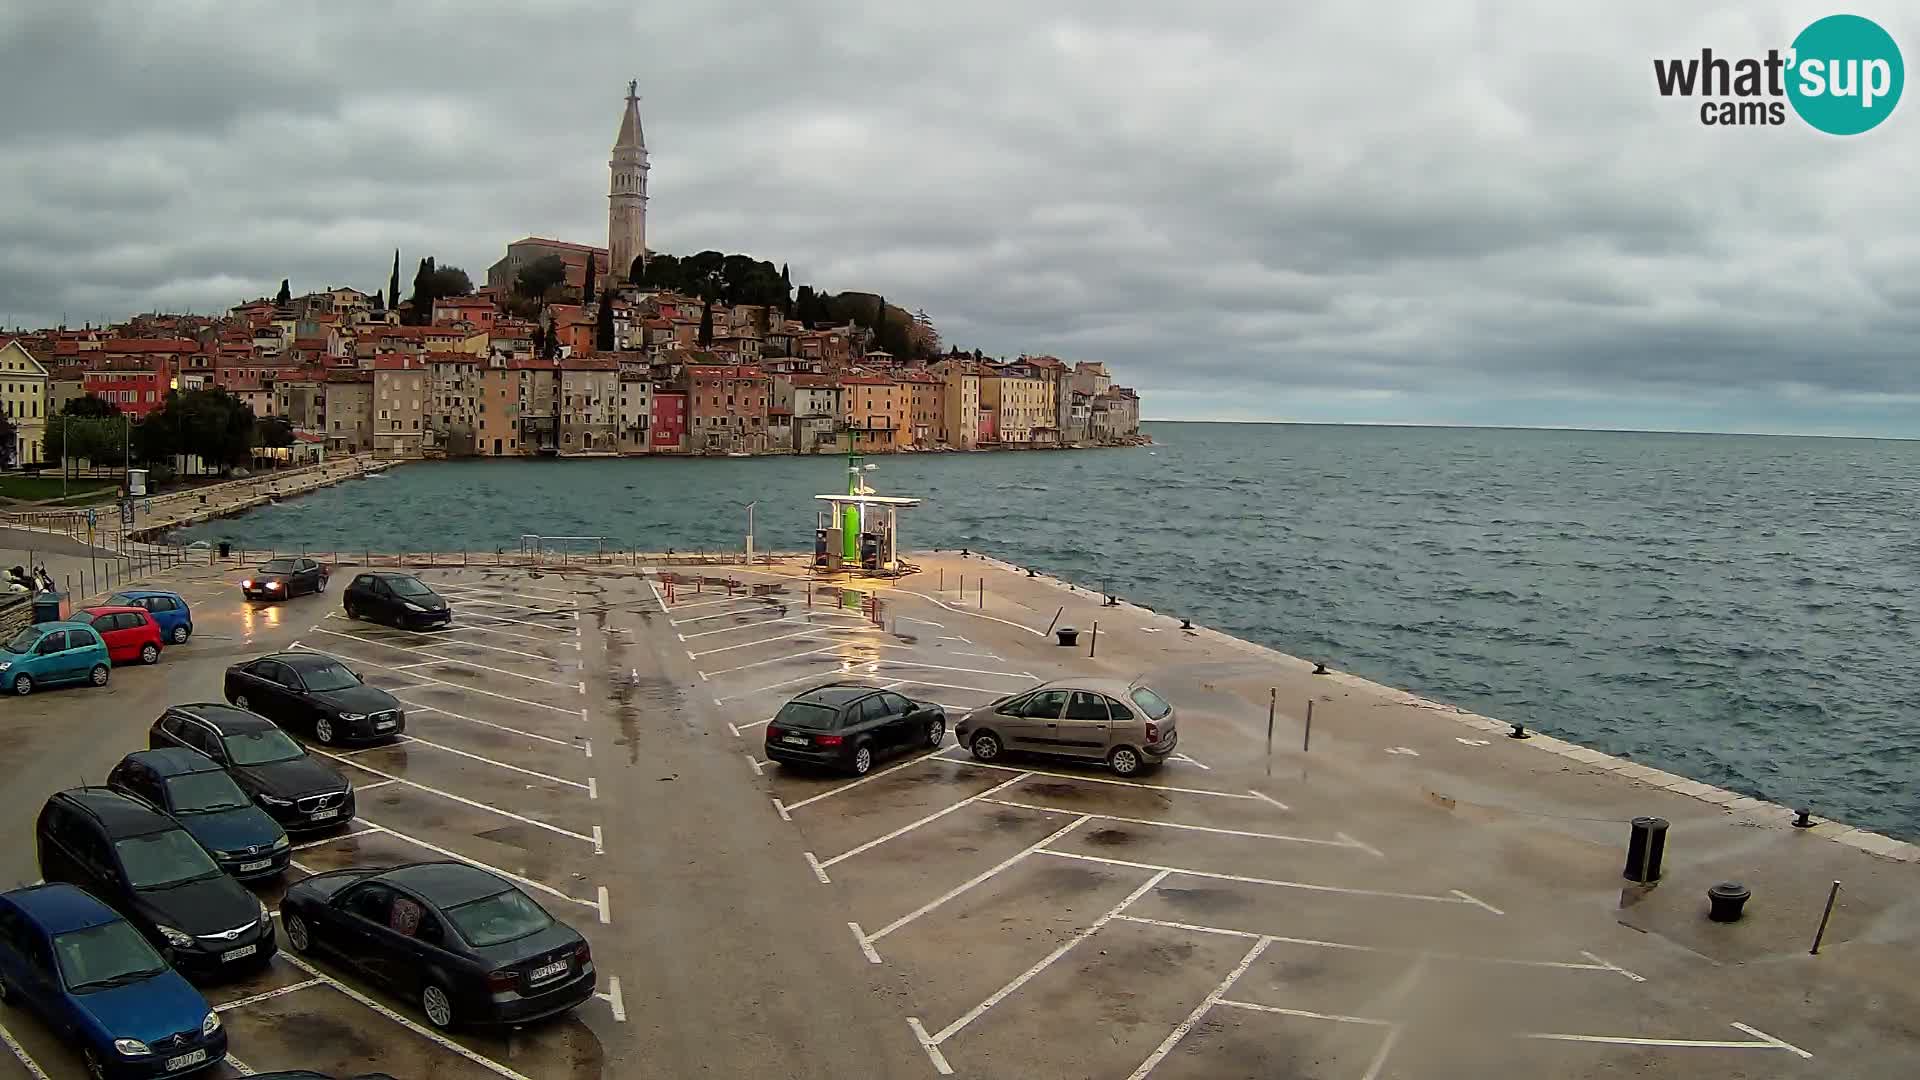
[[954, 677, 1178, 777]]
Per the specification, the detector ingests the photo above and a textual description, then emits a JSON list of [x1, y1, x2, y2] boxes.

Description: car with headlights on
[[953, 677, 1179, 777], [240, 557, 328, 601], [224, 651, 404, 746], [147, 704, 355, 833], [0, 883, 226, 1078], [282, 862, 594, 1030], [107, 749, 291, 881], [34, 789, 277, 981]]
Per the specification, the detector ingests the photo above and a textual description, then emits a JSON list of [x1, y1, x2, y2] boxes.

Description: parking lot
[[660, 562, 1822, 1079], [0, 559, 623, 1080]]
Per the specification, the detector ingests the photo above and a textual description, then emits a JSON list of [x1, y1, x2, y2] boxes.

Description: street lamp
[[744, 500, 756, 560], [168, 376, 180, 480]]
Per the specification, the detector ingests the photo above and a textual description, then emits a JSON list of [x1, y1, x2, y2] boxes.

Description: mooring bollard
[[1312, 661, 1329, 675], [1055, 626, 1079, 647], [1624, 816, 1669, 883], [1810, 880, 1841, 954], [1180, 618, 1192, 630], [1707, 881, 1751, 923], [1793, 807, 1814, 828], [1509, 722, 1530, 739]]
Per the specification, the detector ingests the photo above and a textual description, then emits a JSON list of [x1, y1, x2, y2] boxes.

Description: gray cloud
[[1, 0, 1914, 434]]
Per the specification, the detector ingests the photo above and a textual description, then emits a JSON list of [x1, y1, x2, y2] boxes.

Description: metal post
[[1811, 880, 1841, 954], [1303, 698, 1313, 753], [1267, 688, 1276, 776], [1089, 620, 1098, 657], [979, 578, 984, 609], [1044, 606, 1063, 637], [939, 567, 944, 593]]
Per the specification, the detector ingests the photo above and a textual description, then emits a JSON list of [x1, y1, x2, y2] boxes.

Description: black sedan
[[281, 862, 595, 1030], [345, 571, 452, 629], [148, 704, 356, 834], [224, 651, 405, 746], [241, 557, 329, 601], [764, 683, 948, 775]]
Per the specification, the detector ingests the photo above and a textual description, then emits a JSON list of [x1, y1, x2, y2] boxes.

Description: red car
[[72, 605, 165, 666]]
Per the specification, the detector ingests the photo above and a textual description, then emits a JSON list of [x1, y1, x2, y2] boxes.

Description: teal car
[[0, 622, 112, 696]]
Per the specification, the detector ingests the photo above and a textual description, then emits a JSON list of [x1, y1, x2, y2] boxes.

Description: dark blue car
[[104, 591, 194, 646], [0, 883, 226, 1078], [107, 750, 291, 881]]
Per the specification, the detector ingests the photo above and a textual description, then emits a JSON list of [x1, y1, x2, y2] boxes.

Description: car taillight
[[575, 941, 592, 964], [486, 969, 517, 992], [1145, 722, 1160, 743], [815, 735, 843, 747], [765, 727, 784, 741]]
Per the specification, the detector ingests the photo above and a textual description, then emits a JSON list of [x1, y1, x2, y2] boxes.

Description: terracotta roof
[[371, 354, 420, 370], [787, 375, 841, 388], [424, 351, 478, 364], [102, 338, 197, 353], [561, 356, 619, 371], [687, 365, 767, 380], [508, 237, 609, 256]]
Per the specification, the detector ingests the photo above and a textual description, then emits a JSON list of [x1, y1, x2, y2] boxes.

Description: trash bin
[[31, 591, 65, 625], [217, 541, 231, 560], [1056, 627, 1080, 646], [1624, 816, 1669, 883]]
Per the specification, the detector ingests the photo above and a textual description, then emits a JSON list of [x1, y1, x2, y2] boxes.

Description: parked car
[[0, 883, 226, 1078], [764, 683, 948, 776], [344, 572, 452, 629], [107, 749, 291, 881], [281, 862, 595, 1031], [954, 678, 1179, 777], [240, 557, 329, 601], [34, 789, 276, 981], [104, 589, 195, 645], [147, 704, 355, 834], [223, 651, 405, 746], [71, 606, 166, 667], [250, 1074, 400, 1079], [0, 621, 112, 696]]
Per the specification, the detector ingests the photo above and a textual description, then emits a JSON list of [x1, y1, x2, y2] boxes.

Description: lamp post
[[168, 376, 180, 481], [744, 500, 756, 561]]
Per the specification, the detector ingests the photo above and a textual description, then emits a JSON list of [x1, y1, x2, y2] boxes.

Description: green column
[[843, 441, 861, 562]]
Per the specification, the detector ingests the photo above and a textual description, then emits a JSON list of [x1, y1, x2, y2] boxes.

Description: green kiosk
[[815, 447, 920, 574]]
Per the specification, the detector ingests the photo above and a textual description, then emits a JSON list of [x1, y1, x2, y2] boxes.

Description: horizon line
[[1137, 418, 1920, 442]]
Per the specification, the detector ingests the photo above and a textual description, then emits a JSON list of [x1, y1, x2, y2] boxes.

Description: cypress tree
[[596, 291, 616, 351], [388, 249, 400, 312], [275, 279, 290, 306], [583, 254, 597, 304]]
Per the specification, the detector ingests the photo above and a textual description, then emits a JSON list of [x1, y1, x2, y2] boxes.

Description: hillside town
[[0, 84, 1143, 469]]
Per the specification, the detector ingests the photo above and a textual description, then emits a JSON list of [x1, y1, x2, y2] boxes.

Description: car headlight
[[337, 712, 367, 722], [257, 793, 292, 808], [266, 581, 282, 590], [271, 834, 290, 851], [202, 1011, 222, 1036], [258, 901, 273, 925], [0, 662, 10, 672], [113, 1038, 152, 1057], [403, 601, 426, 612], [157, 924, 194, 948], [240, 579, 253, 588]]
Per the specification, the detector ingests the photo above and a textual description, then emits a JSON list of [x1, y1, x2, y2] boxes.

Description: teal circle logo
[[1787, 14, 1904, 135]]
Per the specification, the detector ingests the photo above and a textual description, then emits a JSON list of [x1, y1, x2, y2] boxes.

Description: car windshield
[[297, 662, 360, 693], [1129, 686, 1173, 720], [774, 700, 839, 730], [259, 559, 297, 574], [2, 628, 38, 654], [54, 921, 167, 992], [115, 830, 222, 889], [445, 888, 553, 947], [163, 771, 250, 814], [105, 593, 135, 606], [388, 577, 435, 598], [223, 729, 305, 765]]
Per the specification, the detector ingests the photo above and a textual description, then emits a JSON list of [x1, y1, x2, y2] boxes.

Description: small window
[[1128, 687, 1172, 721], [1065, 692, 1110, 722], [35, 632, 66, 655], [344, 883, 396, 925], [1022, 690, 1070, 719]]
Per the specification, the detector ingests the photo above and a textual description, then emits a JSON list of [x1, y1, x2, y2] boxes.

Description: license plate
[[375, 720, 397, 731], [165, 1049, 208, 1071], [239, 859, 273, 872], [221, 944, 257, 962], [310, 807, 340, 821], [782, 734, 809, 746], [529, 960, 568, 982]]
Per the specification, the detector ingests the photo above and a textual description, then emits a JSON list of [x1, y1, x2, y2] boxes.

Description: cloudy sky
[[3, 1, 1915, 435]]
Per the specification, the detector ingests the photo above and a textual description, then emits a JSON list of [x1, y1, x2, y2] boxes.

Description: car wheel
[[171, 624, 190, 644], [140, 643, 160, 665], [970, 731, 1001, 762], [925, 716, 947, 749], [284, 913, 311, 952], [422, 982, 455, 1029], [83, 1048, 106, 1080], [850, 744, 873, 776], [89, 664, 110, 687], [1109, 746, 1143, 777], [11, 674, 30, 696], [344, 601, 359, 620], [314, 716, 336, 745], [234, 693, 251, 712]]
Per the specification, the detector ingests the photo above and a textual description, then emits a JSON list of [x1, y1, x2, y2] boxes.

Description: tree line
[[42, 390, 290, 479]]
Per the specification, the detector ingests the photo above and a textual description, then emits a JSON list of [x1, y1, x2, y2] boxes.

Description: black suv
[[764, 683, 948, 775], [224, 652, 405, 746], [344, 572, 452, 629], [35, 788, 276, 979], [148, 704, 356, 833]]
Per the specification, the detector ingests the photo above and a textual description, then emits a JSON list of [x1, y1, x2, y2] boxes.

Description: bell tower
[[608, 80, 649, 285]]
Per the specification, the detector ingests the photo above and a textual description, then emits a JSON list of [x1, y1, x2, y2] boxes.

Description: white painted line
[[355, 778, 396, 791], [454, 609, 581, 632], [1525, 1025, 1812, 1058], [849, 921, 883, 964], [588, 777, 599, 799], [593, 825, 604, 855], [896, 615, 945, 628], [597, 886, 610, 925], [395, 698, 578, 747], [982, 798, 1362, 851], [1037, 849, 1494, 908], [1114, 914, 1261, 941], [0, 1017, 50, 1080], [944, 651, 1002, 660], [675, 605, 869, 626], [437, 585, 578, 606], [907, 1018, 954, 1076], [292, 826, 379, 851], [1247, 789, 1290, 811], [214, 978, 326, 1012], [688, 624, 869, 657], [226, 1053, 258, 1076], [1579, 950, 1647, 982], [888, 588, 1046, 636], [930, 870, 1170, 1045], [726, 721, 741, 737], [328, 623, 559, 662], [1125, 936, 1272, 1080], [782, 747, 950, 811], [819, 774, 1032, 869], [437, 594, 577, 617], [1115, 917, 1622, 979], [870, 814, 1093, 945], [280, 953, 535, 1080], [805, 850, 830, 883], [1451, 889, 1505, 915], [940, 752, 1260, 800], [355, 819, 597, 910], [429, 621, 568, 646], [291, 644, 580, 716], [583, 739, 593, 758], [857, 658, 1035, 681], [314, 749, 598, 845], [716, 667, 874, 702], [1336, 831, 1386, 858], [1213, 999, 1394, 1026], [391, 735, 590, 789], [699, 640, 884, 678], [1171, 753, 1211, 770], [665, 594, 765, 613], [1361, 1023, 1405, 1080], [605, 976, 627, 1021], [1729, 1022, 1814, 1058], [341, 632, 577, 687], [744, 754, 764, 776], [772, 797, 792, 821]]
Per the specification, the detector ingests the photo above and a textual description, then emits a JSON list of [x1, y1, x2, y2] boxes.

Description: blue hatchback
[[0, 621, 112, 696], [105, 591, 194, 646], [0, 883, 226, 1078]]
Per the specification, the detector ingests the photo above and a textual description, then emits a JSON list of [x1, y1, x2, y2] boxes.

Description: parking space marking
[[817, 774, 1032, 871], [1111, 915, 1636, 977], [431, 594, 577, 618], [598, 886, 610, 924], [596, 977, 626, 1022], [804, 851, 831, 883], [864, 814, 1093, 955], [939, 752, 1266, 801], [980, 798, 1372, 853], [1451, 889, 1505, 915], [357, 779, 396, 791], [781, 746, 950, 811], [311, 749, 600, 846], [1172, 753, 1210, 770], [887, 588, 1048, 637], [279, 953, 536, 1080], [728, 715, 777, 738], [1213, 999, 1395, 1027], [434, 585, 578, 607], [849, 922, 884, 964], [700, 639, 900, 679], [1037, 849, 1497, 909], [0, 1018, 49, 1080], [387, 734, 591, 790], [688, 624, 871, 658], [1128, 936, 1272, 1080], [906, 1018, 953, 1075], [1579, 950, 1647, 982], [225, 1053, 258, 1076], [672, 604, 867, 627], [1526, 1023, 1812, 1058], [431, 620, 574, 646], [680, 613, 868, 639], [454, 609, 580, 633], [1247, 789, 1290, 811], [923, 870, 1170, 1050], [665, 594, 767, 613], [354, 819, 599, 911], [393, 699, 581, 748], [308, 629, 577, 688], [744, 754, 765, 776], [291, 644, 582, 716], [213, 978, 326, 1012], [293, 826, 379, 851], [716, 668, 882, 702], [326, 622, 559, 662]]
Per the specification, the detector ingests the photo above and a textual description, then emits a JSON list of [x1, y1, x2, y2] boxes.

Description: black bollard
[[1793, 808, 1814, 829], [1180, 618, 1192, 630], [1707, 881, 1751, 922], [1312, 661, 1328, 675], [1056, 627, 1079, 647], [1509, 722, 1531, 739], [1623, 816, 1669, 883]]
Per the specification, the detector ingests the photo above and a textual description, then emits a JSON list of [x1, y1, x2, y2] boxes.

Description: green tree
[[582, 254, 597, 304], [388, 249, 401, 313], [48, 416, 128, 470], [61, 394, 119, 418], [795, 285, 815, 325], [275, 279, 291, 306], [515, 255, 568, 301], [255, 416, 295, 449], [0, 412, 15, 467], [596, 293, 616, 351]]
